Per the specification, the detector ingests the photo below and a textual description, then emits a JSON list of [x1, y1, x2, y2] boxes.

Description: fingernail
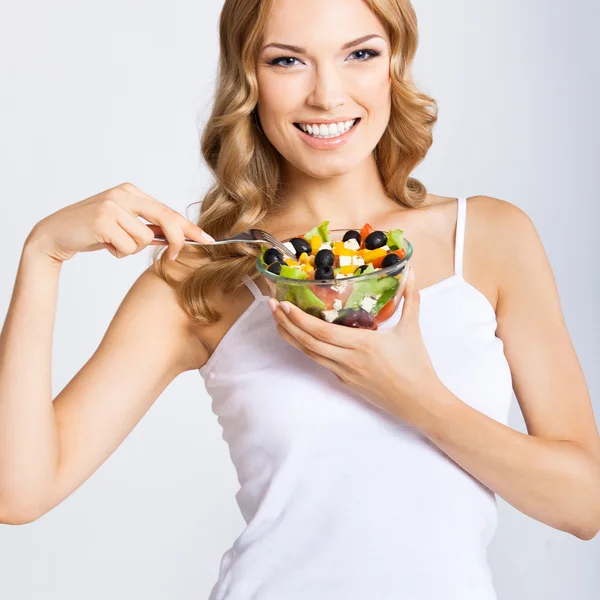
[[170, 252, 179, 261], [202, 233, 215, 243], [267, 298, 277, 313], [281, 301, 291, 314]]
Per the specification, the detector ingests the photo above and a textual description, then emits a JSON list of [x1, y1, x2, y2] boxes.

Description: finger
[[115, 209, 157, 253], [121, 190, 214, 245], [275, 322, 345, 375], [142, 224, 169, 246], [103, 222, 139, 258], [102, 242, 118, 257], [272, 303, 350, 362], [123, 197, 186, 260], [400, 266, 420, 324], [277, 300, 361, 349]]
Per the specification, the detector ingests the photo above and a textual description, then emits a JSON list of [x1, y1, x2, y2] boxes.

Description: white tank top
[[199, 197, 513, 600]]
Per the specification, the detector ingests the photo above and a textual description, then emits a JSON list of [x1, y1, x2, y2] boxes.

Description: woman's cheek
[[257, 74, 303, 137]]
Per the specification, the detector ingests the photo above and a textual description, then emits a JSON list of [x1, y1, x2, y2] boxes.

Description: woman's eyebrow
[[262, 34, 384, 54]]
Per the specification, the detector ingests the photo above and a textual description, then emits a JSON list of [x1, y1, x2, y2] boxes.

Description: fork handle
[[152, 235, 263, 247]]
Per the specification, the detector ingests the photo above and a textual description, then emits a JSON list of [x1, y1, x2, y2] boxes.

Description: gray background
[[1, 0, 598, 598]]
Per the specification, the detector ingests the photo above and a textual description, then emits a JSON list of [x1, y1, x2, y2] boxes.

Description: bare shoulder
[[134, 263, 209, 372], [466, 194, 541, 270], [467, 194, 535, 230], [462, 195, 541, 312]]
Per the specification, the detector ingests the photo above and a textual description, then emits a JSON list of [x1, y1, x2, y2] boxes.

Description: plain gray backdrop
[[1, 0, 598, 598]]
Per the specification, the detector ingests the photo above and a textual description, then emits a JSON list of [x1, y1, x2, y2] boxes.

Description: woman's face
[[256, 0, 392, 179]]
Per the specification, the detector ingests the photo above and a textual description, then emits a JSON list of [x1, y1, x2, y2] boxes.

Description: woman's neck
[[273, 153, 406, 232]]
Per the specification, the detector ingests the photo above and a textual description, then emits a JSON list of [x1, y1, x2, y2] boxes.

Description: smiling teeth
[[298, 119, 357, 138]]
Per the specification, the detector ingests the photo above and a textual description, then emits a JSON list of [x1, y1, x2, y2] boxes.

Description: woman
[[1, 0, 598, 598]]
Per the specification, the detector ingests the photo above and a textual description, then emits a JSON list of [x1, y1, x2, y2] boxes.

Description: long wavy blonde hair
[[151, 0, 438, 325]]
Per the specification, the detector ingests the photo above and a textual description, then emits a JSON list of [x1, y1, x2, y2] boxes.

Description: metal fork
[[153, 229, 297, 260]]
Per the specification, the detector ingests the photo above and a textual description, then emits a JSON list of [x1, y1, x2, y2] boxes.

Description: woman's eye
[[348, 49, 381, 61], [269, 57, 301, 67], [267, 49, 381, 68]]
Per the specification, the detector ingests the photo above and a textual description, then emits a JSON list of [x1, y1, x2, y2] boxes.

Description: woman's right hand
[[27, 182, 215, 264]]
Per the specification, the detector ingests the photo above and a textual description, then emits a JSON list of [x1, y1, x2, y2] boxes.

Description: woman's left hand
[[268, 266, 442, 424]]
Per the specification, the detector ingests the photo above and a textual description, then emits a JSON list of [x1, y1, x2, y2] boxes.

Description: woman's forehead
[[262, 0, 389, 45]]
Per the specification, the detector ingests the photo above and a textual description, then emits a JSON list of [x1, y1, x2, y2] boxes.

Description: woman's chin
[[293, 156, 365, 179]]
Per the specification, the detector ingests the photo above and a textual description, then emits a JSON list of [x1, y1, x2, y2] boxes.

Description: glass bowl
[[256, 228, 413, 330]]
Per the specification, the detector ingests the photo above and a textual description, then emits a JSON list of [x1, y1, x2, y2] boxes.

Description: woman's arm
[[0, 236, 208, 525], [410, 197, 600, 540]]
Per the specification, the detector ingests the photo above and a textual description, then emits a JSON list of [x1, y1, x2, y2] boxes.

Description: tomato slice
[[311, 281, 353, 309], [373, 292, 401, 325], [359, 223, 374, 249]]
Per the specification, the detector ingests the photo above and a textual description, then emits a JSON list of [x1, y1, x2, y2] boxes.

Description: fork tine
[[251, 229, 296, 259]]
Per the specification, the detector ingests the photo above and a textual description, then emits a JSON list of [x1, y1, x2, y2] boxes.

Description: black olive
[[364, 230, 388, 250], [314, 265, 334, 280], [289, 237, 312, 258], [264, 248, 283, 265], [333, 308, 376, 329], [381, 253, 401, 269], [314, 249, 334, 269], [354, 264, 369, 275], [342, 230, 361, 245], [267, 261, 282, 275]]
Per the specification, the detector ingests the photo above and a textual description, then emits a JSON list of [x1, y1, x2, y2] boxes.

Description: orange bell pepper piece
[[362, 247, 387, 264]]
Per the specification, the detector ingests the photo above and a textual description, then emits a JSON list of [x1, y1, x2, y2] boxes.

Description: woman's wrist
[[22, 225, 64, 271]]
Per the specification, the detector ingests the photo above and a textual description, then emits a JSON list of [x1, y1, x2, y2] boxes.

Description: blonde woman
[[1, 0, 599, 598]]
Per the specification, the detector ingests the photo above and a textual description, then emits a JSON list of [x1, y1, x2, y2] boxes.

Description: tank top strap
[[242, 273, 268, 299], [454, 196, 467, 278]]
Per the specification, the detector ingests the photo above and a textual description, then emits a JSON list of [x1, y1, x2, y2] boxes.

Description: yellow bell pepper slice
[[339, 265, 357, 274], [310, 235, 322, 255], [332, 241, 357, 256], [362, 248, 387, 264], [284, 258, 299, 267]]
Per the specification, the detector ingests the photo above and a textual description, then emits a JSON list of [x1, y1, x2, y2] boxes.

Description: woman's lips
[[293, 119, 360, 150]]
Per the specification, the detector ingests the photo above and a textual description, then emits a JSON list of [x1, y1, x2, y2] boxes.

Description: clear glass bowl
[[256, 228, 413, 330]]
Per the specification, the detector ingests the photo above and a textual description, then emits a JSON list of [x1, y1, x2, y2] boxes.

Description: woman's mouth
[[292, 118, 361, 150], [293, 118, 360, 139]]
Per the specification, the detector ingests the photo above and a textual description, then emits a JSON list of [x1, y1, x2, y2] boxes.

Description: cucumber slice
[[342, 264, 378, 309], [279, 264, 309, 279], [293, 286, 327, 313], [371, 277, 400, 315]]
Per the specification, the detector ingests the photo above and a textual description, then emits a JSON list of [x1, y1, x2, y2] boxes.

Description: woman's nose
[[306, 67, 348, 111]]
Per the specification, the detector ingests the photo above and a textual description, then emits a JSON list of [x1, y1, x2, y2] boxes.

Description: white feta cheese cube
[[380, 245, 390, 251], [283, 241, 297, 255], [351, 255, 365, 266], [339, 255, 352, 267], [330, 281, 348, 293], [343, 238, 360, 251], [321, 309, 339, 323], [333, 298, 343, 311], [318, 242, 332, 251], [359, 296, 377, 312]]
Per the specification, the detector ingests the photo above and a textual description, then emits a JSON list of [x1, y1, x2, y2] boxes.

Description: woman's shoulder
[[466, 195, 538, 252], [464, 195, 541, 312], [147, 253, 265, 371], [136, 261, 211, 372]]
